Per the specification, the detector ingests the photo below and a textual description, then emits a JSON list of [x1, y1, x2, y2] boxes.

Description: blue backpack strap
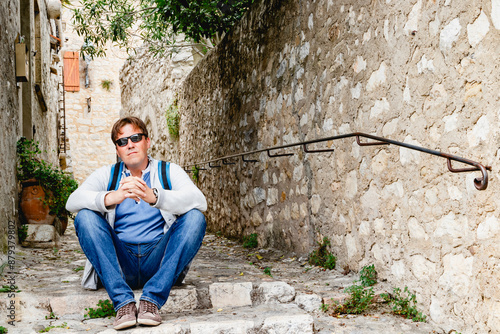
[[158, 161, 171, 190], [107, 162, 124, 191]]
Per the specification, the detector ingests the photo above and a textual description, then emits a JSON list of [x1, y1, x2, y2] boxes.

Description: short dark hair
[[111, 116, 149, 143]]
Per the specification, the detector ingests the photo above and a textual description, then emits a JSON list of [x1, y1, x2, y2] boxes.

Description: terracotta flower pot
[[20, 179, 55, 225]]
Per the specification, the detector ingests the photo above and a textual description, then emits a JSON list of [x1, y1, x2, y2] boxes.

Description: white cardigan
[[66, 157, 207, 290]]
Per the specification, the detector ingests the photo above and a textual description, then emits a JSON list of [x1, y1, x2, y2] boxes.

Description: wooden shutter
[[63, 51, 80, 92]]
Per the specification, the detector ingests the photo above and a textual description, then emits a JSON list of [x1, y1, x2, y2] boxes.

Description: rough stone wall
[[181, 0, 500, 332], [120, 46, 194, 161], [0, 0, 22, 255], [61, 7, 125, 183], [121, 0, 500, 331]]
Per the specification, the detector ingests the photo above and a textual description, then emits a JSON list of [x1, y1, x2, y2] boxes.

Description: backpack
[[107, 161, 171, 191]]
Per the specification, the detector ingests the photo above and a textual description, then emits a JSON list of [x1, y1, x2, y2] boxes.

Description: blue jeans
[[74, 209, 206, 311]]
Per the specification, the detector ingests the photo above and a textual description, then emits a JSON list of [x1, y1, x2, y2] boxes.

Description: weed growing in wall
[[191, 165, 200, 183], [242, 233, 258, 248], [381, 287, 427, 322], [165, 98, 180, 139], [359, 264, 377, 287], [320, 264, 378, 316], [100, 79, 113, 91], [332, 284, 375, 315], [308, 236, 336, 270]]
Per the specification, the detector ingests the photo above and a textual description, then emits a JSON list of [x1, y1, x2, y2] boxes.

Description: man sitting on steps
[[66, 116, 207, 330]]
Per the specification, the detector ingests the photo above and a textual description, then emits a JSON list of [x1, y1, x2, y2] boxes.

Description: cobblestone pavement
[[0, 222, 447, 333]]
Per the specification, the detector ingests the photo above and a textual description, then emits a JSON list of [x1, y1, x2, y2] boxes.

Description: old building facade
[[1, 0, 64, 254], [59, 6, 125, 184]]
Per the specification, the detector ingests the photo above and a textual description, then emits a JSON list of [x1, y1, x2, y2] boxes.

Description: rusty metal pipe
[[182, 132, 491, 190]]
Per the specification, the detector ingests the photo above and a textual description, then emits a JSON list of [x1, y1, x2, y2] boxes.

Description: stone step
[[22, 281, 312, 319], [12, 303, 314, 333]]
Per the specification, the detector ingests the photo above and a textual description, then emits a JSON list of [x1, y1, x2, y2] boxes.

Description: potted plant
[[17, 137, 78, 234]]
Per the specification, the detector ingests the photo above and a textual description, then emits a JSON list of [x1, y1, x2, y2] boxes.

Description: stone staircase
[[1, 222, 444, 333]]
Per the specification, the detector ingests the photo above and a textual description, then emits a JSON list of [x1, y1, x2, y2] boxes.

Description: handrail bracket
[[303, 143, 335, 153], [356, 135, 389, 147], [267, 149, 294, 158], [242, 154, 258, 162]]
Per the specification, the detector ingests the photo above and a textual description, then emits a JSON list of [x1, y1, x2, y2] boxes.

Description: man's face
[[115, 124, 150, 172]]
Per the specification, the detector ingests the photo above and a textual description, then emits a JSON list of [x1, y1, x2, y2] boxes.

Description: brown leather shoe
[[113, 302, 137, 330], [137, 300, 161, 326]]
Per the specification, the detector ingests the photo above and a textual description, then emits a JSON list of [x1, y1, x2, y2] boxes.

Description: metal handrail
[[182, 132, 491, 190]]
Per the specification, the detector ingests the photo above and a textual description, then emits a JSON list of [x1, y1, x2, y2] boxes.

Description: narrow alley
[[2, 0, 500, 333], [5, 221, 443, 333]]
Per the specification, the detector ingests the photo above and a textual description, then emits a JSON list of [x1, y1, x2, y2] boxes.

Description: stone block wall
[[120, 46, 194, 161], [1, 0, 22, 255], [182, 0, 500, 331], [121, 0, 500, 331]]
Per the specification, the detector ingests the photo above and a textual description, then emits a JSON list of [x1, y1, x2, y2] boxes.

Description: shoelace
[[117, 303, 135, 319], [141, 301, 157, 314]]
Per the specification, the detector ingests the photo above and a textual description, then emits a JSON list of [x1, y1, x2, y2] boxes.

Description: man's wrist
[[150, 188, 159, 206], [104, 191, 119, 209]]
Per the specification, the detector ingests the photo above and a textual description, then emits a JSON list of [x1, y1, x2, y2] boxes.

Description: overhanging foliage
[[70, 0, 255, 58]]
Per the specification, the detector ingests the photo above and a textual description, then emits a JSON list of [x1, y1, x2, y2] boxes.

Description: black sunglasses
[[115, 133, 146, 147]]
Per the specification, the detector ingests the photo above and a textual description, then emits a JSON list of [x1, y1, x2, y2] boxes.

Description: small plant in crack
[[308, 236, 336, 270], [331, 284, 375, 315], [242, 233, 258, 249], [45, 311, 58, 320], [320, 303, 329, 312], [359, 264, 377, 287], [381, 286, 427, 322], [39, 322, 67, 332], [84, 299, 116, 319], [100, 79, 112, 91]]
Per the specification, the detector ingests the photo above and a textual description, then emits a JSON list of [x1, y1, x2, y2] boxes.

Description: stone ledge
[[32, 281, 300, 319], [21, 224, 59, 248]]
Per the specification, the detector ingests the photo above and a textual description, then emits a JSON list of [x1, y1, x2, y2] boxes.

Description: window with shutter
[[63, 51, 80, 92]]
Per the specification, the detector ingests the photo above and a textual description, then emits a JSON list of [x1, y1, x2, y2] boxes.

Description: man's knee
[[74, 209, 103, 232], [181, 209, 206, 232], [186, 209, 206, 222], [188, 209, 206, 225]]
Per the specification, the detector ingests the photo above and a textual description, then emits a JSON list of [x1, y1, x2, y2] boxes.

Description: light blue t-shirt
[[114, 171, 165, 244]]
